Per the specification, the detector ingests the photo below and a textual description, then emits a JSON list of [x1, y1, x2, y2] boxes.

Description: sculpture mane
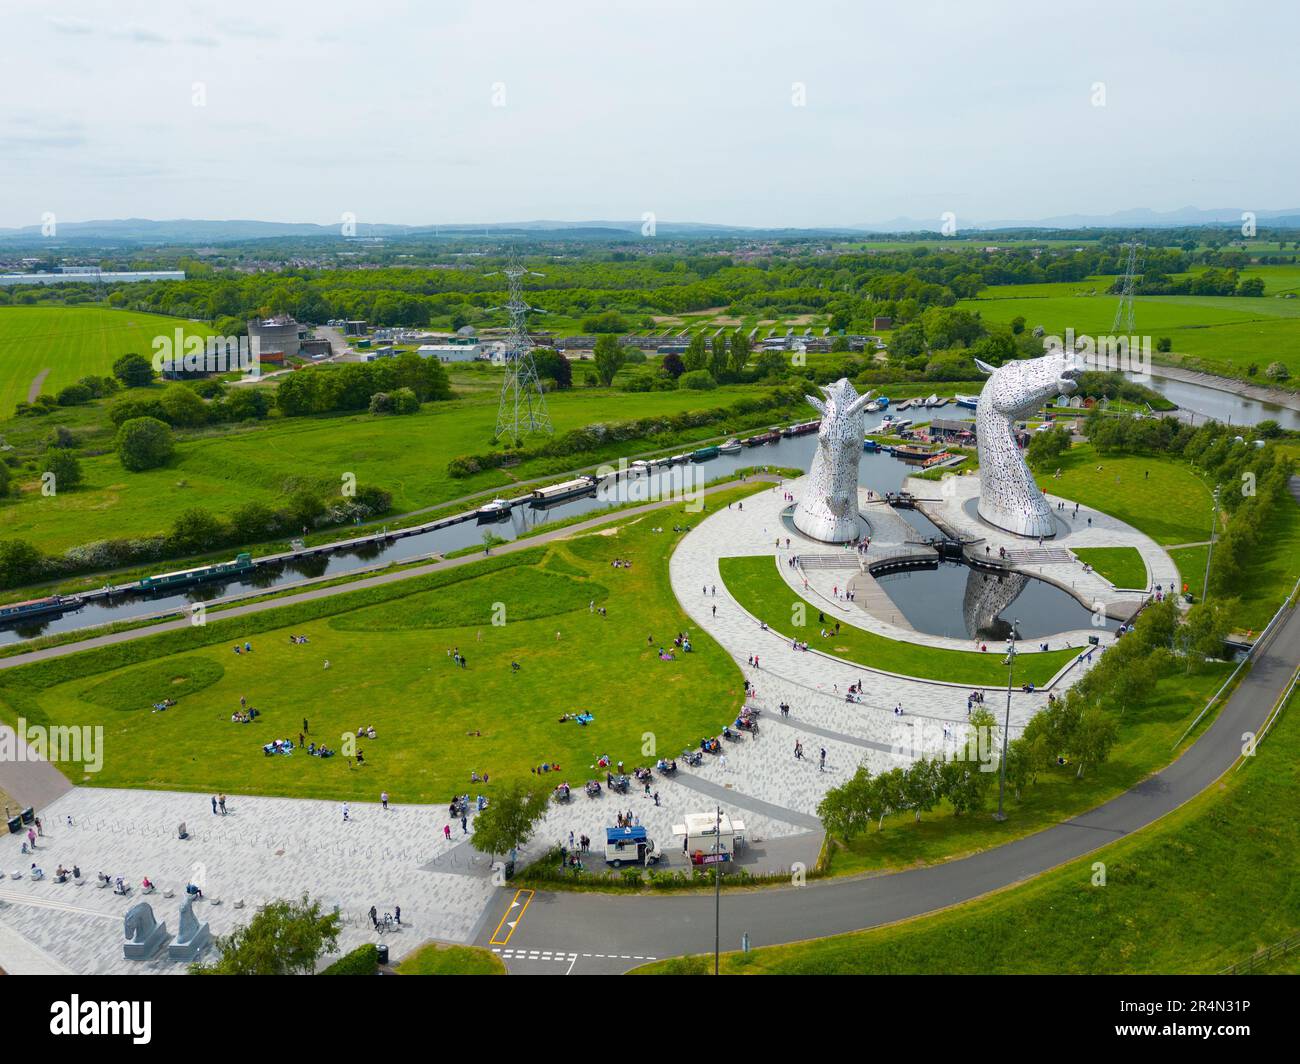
[[974, 349, 1082, 538], [793, 378, 875, 542]]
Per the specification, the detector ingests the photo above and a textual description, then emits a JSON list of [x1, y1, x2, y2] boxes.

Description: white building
[[417, 343, 482, 363]]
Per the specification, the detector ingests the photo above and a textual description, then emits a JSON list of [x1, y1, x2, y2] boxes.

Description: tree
[[42, 447, 83, 491], [661, 352, 686, 379], [229, 502, 280, 543], [192, 894, 341, 975], [728, 330, 752, 375], [531, 348, 572, 390], [112, 352, 155, 388], [709, 333, 728, 379], [159, 383, 210, 427], [115, 416, 175, 471], [0, 539, 44, 589], [593, 334, 625, 386], [169, 508, 227, 554], [683, 332, 708, 372], [470, 782, 551, 862], [1067, 707, 1118, 779]]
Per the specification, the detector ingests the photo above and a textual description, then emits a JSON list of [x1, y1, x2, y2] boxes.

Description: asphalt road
[[474, 595, 1300, 974]]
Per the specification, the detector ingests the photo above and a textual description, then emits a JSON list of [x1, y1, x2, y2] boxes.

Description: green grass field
[[395, 943, 505, 974], [0, 380, 786, 555], [0, 494, 752, 803], [0, 306, 214, 413], [634, 686, 1296, 974], [959, 283, 1300, 381], [718, 556, 1077, 686], [1047, 443, 1214, 545], [1071, 546, 1148, 589]]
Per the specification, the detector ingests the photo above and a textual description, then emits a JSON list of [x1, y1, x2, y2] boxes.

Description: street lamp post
[[994, 618, 1019, 822], [713, 803, 721, 975], [1201, 485, 1221, 603]]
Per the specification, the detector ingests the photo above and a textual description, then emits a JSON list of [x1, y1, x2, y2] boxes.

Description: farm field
[[959, 285, 1300, 379], [0, 494, 747, 803], [0, 306, 214, 413]]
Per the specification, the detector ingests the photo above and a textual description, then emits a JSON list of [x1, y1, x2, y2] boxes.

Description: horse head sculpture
[[974, 349, 1082, 538], [792, 378, 875, 542]]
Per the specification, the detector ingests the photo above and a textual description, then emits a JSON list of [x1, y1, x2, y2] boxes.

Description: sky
[[2, 0, 1296, 230]]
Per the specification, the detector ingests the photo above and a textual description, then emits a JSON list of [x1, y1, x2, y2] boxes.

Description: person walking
[[303, 718, 309, 735], [218, 794, 227, 815], [342, 802, 350, 822], [819, 748, 827, 773], [380, 791, 389, 811], [210, 795, 218, 815], [368, 905, 378, 929], [443, 823, 452, 842], [460, 815, 468, 834]]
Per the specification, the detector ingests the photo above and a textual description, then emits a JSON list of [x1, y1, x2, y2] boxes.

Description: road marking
[[488, 888, 534, 946]]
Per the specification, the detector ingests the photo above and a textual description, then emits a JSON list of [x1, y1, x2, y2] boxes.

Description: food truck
[[673, 812, 746, 867], [603, 825, 662, 867]]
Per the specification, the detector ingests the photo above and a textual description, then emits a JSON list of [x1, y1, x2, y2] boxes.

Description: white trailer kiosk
[[674, 812, 746, 868]]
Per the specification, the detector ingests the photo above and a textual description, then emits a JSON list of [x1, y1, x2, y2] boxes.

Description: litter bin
[[20, 807, 34, 825], [376, 943, 389, 967], [6, 817, 20, 835]]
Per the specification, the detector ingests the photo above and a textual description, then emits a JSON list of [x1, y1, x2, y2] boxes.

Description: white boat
[[955, 394, 979, 409], [719, 438, 742, 454], [925, 393, 939, 407], [864, 400, 881, 413], [630, 459, 650, 473], [476, 498, 512, 520]]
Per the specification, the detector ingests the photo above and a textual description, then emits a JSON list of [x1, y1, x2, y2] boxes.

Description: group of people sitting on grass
[[672, 632, 693, 652], [288, 634, 310, 644], [231, 708, 259, 724], [232, 642, 254, 655], [558, 712, 594, 725], [263, 738, 295, 755], [610, 558, 633, 569], [531, 761, 562, 775], [151, 698, 176, 713], [354, 725, 377, 739], [307, 742, 335, 758], [469, 770, 490, 783]]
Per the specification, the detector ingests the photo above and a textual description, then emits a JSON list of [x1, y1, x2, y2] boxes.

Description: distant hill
[[2, 210, 1298, 247]]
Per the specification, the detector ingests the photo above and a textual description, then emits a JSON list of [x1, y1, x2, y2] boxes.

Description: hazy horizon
[[4, 0, 1296, 231]]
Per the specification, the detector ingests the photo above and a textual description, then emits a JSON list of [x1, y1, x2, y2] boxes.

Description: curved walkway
[[476, 594, 1300, 973]]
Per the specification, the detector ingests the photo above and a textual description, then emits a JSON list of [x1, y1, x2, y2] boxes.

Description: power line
[[488, 254, 552, 441]]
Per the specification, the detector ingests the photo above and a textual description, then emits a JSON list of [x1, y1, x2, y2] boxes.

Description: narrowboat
[[0, 594, 83, 622], [138, 553, 254, 592]]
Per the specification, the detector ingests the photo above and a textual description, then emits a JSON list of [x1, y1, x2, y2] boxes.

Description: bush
[[159, 383, 210, 427], [0, 539, 47, 589], [1265, 361, 1290, 381], [168, 508, 228, 554], [110, 396, 167, 427], [320, 944, 379, 976], [112, 352, 155, 388], [56, 382, 93, 406], [678, 369, 717, 390], [1156, 337, 1172, 353], [115, 416, 175, 471], [42, 448, 83, 491]]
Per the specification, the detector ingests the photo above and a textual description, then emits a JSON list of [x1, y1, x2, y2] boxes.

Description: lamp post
[[994, 618, 1019, 822], [1201, 485, 1221, 603], [713, 803, 722, 975]]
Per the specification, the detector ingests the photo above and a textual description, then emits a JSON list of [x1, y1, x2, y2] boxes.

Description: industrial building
[[247, 316, 305, 359], [417, 343, 483, 363]]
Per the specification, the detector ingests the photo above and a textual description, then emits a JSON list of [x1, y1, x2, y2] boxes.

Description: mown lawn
[[0, 493, 752, 803], [633, 684, 1295, 975], [1047, 443, 1214, 545], [1071, 546, 1148, 589], [395, 943, 505, 975], [719, 555, 1078, 686]]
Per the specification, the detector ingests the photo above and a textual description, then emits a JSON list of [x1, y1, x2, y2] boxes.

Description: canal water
[[1, 373, 1277, 646]]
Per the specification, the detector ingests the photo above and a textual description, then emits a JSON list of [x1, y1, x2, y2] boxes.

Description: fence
[[1218, 931, 1300, 974]]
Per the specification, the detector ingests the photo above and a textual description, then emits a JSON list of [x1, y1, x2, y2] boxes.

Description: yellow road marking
[[489, 888, 534, 946]]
